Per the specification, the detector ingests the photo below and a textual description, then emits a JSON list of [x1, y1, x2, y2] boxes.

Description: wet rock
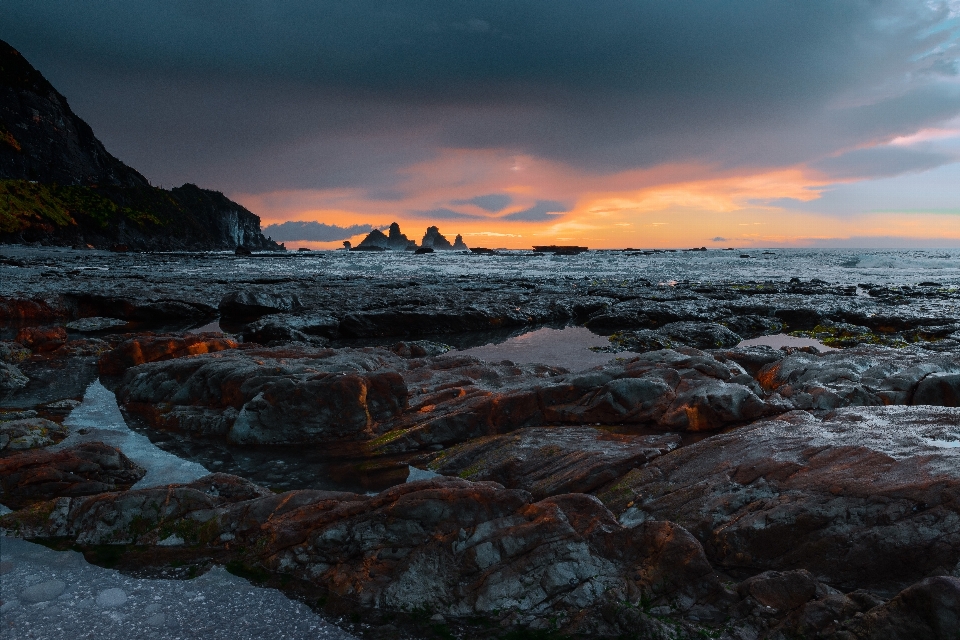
[[603, 322, 741, 353], [0, 296, 66, 325], [845, 576, 960, 639], [241, 314, 339, 344], [96, 588, 128, 607], [0, 417, 68, 452], [116, 347, 408, 444], [658, 380, 767, 431], [0, 341, 30, 364], [376, 348, 778, 455], [1, 352, 99, 409], [603, 329, 672, 351], [600, 406, 960, 591], [722, 314, 783, 339], [756, 345, 960, 410], [15, 326, 67, 352], [0, 441, 145, 509], [658, 322, 743, 349], [337, 307, 539, 339], [713, 344, 785, 376], [227, 369, 407, 444], [98, 334, 239, 376], [0, 362, 29, 396], [20, 579, 66, 603], [389, 341, 451, 358], [219, 290, 305, 319], [1, 475, 731, 633], [912, 372, 960, 407], [425, 426, 681, 499], [65, 316, 128, 332], [63, 293, 217, 322], [737, 569, 818, 612]]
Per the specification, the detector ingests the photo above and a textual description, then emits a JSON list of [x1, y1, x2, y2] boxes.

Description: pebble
[[20, 579, 66, 603], [96, 588, 128, 607], [145, 613, 166, 626]]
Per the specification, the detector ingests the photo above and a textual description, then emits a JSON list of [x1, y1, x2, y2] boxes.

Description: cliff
[[0, 39, 281, 251]]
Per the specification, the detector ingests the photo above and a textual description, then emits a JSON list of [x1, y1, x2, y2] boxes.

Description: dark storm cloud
[[451, 194, 513, 212], [500, 201, 568, 222], [3, 1, 959, 193], [813, 146, 957, 180], [262, 221, 375, 241]]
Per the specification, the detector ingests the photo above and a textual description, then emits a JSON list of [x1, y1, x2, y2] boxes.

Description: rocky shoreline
[[2, 247, 960, 639]]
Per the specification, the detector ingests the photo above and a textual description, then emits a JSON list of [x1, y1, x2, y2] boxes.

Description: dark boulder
[[15, 327, 67, 352], [218, 290, 305, 319], [846, 576, 960, 639], [116, 347, 409, 445], [0, 441, 145, 509], [98, 334, 239, 376]]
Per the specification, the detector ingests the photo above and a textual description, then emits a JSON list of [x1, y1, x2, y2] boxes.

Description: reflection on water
[[927, 439, 960, 449], [455, 327, 836, 372], [59, 381, 209, 488], [188, 319, 223, 334], [737, 333, 836, 351], [456, 326, 640, 372]]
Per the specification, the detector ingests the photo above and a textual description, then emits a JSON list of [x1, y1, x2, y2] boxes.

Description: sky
[[3, 1, 960, 249]]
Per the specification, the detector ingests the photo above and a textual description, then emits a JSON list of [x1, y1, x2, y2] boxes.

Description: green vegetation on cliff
[[0, 179, 166, 235], [0, 179, 280, 250]]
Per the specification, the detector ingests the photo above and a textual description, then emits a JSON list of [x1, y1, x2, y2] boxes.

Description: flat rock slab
[[600, 405, 960, 592], [426, 426, 681, 499]]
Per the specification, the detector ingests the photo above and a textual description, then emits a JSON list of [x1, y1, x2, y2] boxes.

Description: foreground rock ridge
[[3, 253, 960, 639], [0, 39, 280, 251]]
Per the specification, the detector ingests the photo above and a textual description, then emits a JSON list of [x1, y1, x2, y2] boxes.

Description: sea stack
[[421, 226, 454, 250]]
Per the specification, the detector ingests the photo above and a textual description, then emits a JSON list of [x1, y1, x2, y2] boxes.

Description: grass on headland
[[0, 179, 173, 235]]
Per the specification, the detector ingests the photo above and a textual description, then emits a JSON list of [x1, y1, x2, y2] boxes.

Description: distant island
[[0, 40, 281, 252], [346, 222, 468, 251]]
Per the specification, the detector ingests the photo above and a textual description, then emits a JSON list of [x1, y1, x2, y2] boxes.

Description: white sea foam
[[164, 248, 960, 286], [57, 380, 209, 488], [0, 536, 355, 640]]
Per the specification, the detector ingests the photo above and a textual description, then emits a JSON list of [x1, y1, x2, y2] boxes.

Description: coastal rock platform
[[3, 246, 960, 639]]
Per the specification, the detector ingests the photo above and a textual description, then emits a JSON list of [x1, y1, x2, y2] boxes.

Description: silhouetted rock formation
[[421, 225, 454, 250], [387, 222, 417, 250], [453, 234, 468, 250], [355, 228, 390, 249], [0, 39, 281, 251], [356, 222, 418, 250]]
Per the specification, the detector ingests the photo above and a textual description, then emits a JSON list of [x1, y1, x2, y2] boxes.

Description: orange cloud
[[236, 147, 960, 250]]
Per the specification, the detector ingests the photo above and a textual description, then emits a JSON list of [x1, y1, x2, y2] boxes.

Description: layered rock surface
[[423, 427, 681, 499], [0, 441, 144, 509], [600, 407, 960, 592]]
